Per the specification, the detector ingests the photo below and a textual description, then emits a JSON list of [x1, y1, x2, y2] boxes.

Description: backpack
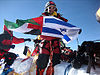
[[71, 41, 100, 73]]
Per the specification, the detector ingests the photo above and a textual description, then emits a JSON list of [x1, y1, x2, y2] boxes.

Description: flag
[[4, 16, 81, 43], [42, 16, 81, 43], [4, 16, 43, 35]]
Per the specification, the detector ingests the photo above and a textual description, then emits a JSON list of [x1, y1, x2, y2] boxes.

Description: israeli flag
[[42, 16, 81, 43]]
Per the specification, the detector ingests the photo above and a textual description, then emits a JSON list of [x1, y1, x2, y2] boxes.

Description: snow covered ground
[[0, 57, 99, 75], [0, 45, 100, 75], [54, 62, 100, 75], [0, 44, 100, 75]]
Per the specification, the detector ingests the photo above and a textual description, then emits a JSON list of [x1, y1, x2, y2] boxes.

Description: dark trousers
[[36, 39, 61, 75], [36, 53, 61, 70]]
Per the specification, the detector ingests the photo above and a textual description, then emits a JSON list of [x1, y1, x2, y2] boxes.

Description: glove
[[78, 29, 82, 34], [10, 45, 15, 49], [24, 39, 31, 42], [33, 39, 41, 43]]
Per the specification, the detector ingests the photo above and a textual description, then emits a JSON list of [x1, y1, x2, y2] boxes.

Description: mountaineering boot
[[36, 68, 45, 75], [1, 68, 14, 75]]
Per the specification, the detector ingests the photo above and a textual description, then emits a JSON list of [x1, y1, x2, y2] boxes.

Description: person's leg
[[46, 40, 61, 75], [36, 54, 49, 75], [52, 53, 61, 67], [52, 40, 61, 67]]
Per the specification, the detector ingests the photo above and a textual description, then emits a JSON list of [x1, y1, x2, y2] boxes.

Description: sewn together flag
[[4, 16, 81, 43]]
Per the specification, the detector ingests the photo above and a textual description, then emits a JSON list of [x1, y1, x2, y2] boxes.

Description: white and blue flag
[[42, 16, 81, 43]]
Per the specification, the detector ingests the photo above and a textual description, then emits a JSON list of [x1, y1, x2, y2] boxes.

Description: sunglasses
[[48, 6, 56, 10]]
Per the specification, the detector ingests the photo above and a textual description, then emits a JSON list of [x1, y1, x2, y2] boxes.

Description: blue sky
[[0, 0, 100, 50]]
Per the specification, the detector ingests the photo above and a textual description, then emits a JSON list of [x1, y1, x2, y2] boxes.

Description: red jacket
[[40, 12, 68, 41], [0, 25, 24, 59]]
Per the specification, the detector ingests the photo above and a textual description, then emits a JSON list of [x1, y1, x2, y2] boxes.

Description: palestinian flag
[[4, 16, 43, 35]]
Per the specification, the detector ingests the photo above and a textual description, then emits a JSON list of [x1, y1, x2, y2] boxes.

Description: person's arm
[[60, 17, 68, 22], [12, 36, 31, 44], [12, 36, 25, 44], [57, 13, 68, 22]]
